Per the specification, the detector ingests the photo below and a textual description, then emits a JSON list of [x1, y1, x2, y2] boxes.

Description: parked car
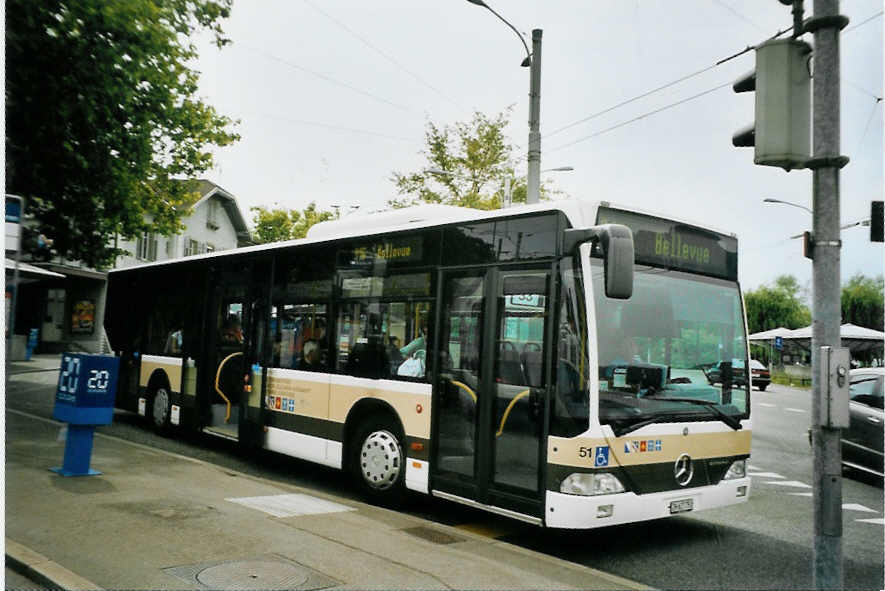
[[842, 368, 884, 478], [749, 359, 770, 391], [703, 359, 748, 387]]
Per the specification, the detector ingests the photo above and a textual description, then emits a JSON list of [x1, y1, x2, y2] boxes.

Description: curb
[[6, 538, 102, 590]]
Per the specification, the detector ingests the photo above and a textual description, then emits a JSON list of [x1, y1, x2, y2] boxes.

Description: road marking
[[788, 492, 813, 497], [767, 480, 812, 488], [749, 472, 785, 479], [784, 407, 806, 413], [226, 493, 355, 518], [747, 464, 763, 471], [842, 503, 878, 513], [757, 403, 776, 408], [855, 518, 885, 525]]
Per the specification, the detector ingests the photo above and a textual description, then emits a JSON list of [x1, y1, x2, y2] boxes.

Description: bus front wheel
[[350, 415, 406, 506]]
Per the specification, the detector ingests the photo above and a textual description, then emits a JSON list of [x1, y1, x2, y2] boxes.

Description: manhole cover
[[197, 560, 309, 589], [164, 554, 338, 590], [401, 525, 465, 545]]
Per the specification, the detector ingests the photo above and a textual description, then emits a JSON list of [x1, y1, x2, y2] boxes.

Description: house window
[[184, 238, 200, 257], [206, 243, 215, 253], [136, 232, 158, 261], [207, 199, 220, 230]]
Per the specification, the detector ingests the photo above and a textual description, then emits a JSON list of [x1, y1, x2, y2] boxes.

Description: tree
[[6, 0, 239, 269], [841, 274, 884, 330], [744, 274, 812, 334], [250, 203, 335, 244], [389, 109, 562, 210]]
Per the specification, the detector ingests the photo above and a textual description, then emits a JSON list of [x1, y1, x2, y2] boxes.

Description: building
[[6, 180, 250, 357]]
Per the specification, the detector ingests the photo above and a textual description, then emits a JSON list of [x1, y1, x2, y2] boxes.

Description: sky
[[193, 0, 883, 291]]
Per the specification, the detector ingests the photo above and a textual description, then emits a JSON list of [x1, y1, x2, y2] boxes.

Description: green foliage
[[841, 274, 884, 330], [744, 274, 812, 334], [6, 0, 239, 268], [389, 109, 562, 210], [250, 203, 335, 244]]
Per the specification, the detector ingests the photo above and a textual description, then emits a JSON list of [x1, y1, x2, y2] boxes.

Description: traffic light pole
[[805, 1, 849, 588]]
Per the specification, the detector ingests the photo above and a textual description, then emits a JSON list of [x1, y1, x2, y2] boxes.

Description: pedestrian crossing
[[747, 465, 883, 525]]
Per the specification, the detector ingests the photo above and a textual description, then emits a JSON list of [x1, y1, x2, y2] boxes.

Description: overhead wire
[[240, 44, 415, 114], [545, 82, 732, 155], [301, 0, 468, 113], [531, 8, 883, 157], [254, 112, 415, 142]]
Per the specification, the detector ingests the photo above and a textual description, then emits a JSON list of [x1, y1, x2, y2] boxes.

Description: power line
[[302, 0, 468, 113], [844, 10, 883, 34], [240, 44, 415, 114], [545, 82, 732, 155], [544, 64, 719, 140], [854, 98, 882, 155], [542, 9, 881, 149], [713, 0, 766, 32], [254, 112, 416, 142]]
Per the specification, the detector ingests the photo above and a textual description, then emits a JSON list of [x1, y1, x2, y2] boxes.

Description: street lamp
[[466, 1, 543, 205], [763, 198, 871, 239], [763, 197, 813, 214]]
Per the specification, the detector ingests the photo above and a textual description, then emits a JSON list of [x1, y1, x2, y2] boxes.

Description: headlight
[[560, 472, 626, 496], [723, 459, 746, 480]]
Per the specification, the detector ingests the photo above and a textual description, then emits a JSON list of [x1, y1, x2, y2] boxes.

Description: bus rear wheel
[[350, 415, 406, 506], [150, 386, 172, 435]]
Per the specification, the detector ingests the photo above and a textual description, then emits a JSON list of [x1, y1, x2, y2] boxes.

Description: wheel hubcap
[[153, 388, 169, 427], [359, 430, 402, 490]]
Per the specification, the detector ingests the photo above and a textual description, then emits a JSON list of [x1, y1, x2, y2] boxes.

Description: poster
[[71, 299, 95, 335]]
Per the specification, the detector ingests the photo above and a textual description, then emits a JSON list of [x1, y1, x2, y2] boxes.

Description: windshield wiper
[[643, 396, 743, 431]]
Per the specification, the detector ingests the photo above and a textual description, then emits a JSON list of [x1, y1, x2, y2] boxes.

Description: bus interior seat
[[345, 342, 390, 379], [497, 344, 525, 385], [522, 349, 543, 387]]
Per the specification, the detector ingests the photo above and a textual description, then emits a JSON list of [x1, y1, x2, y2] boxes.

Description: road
[[6, 368, 883, 589]]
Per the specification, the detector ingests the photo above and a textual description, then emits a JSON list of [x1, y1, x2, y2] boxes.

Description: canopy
[[747, 326, 795, 341], [5, 258, 65, 280], [749, 322, 884, 355]]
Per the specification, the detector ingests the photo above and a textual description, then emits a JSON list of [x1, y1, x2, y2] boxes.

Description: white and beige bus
[[105, 200, 751, 528]]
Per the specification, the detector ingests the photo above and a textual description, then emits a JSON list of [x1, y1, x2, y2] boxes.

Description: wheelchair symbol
[[594, 446, 610, 467]]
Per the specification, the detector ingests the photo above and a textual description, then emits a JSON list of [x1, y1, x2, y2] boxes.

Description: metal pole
[[526, 29, 542, 204], [807, 1, 848, 587]]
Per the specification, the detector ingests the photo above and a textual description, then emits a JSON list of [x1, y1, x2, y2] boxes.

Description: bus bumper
[[544, 477, 752, 529]]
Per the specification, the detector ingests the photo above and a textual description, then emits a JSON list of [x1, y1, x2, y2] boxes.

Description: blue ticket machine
[[51, 353, 120, 476]]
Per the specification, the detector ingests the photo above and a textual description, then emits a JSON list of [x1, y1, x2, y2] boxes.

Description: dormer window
[[207, 198, 220, 230]]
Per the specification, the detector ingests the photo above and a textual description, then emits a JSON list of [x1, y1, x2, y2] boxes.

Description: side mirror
[[563, 224, 634, 299]]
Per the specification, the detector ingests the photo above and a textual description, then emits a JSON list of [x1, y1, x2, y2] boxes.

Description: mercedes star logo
[[674, 453, 694, 487]]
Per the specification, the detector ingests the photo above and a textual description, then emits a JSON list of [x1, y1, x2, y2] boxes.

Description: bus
[[105, 200, 751, 528]]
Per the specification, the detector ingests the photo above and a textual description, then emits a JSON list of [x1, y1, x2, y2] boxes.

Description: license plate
[[669, 498, 694, 514]]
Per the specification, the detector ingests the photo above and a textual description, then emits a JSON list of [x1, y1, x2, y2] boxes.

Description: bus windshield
[[591, 262, 749, 436]]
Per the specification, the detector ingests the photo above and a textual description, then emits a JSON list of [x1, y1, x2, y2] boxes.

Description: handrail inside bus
[[449, 379, 531, 438], [496, 389, 530, 437], [214, 351, 243, 423], [449, 380, 477, 403]]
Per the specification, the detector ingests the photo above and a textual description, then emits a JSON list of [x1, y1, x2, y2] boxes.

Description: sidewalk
[[5, 408, 648, 590], [7, 353, 65, 375]]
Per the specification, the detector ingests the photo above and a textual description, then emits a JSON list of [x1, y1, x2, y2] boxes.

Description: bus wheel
[[151, 386, 172, 435], [350, 416, 406, 506]]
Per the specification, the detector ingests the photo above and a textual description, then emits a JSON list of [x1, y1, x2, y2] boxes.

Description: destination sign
[[343, 235, 424, 267], [596, 207, 738, 280]]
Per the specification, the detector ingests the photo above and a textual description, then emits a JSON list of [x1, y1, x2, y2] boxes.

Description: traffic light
[[732, 39, 812, 171], [872, 201, 884, 243]]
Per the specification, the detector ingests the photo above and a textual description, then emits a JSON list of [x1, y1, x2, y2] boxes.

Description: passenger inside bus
[[221, 316, 244, 345], [301, 339, 324, 370]]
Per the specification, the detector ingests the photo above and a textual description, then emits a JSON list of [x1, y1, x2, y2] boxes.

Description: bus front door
[[433, 267, 551, 521]]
